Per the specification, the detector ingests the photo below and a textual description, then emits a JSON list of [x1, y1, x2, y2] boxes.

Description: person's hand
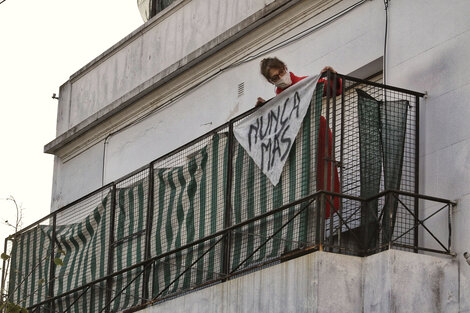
[[256, 97, 266, 107], [321, 66, 337, 74]]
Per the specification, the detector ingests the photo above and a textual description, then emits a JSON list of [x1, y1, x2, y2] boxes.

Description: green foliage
[[0, 301, 29, 313], [53, 258, 64, 266], [0, 253, 10, 261]]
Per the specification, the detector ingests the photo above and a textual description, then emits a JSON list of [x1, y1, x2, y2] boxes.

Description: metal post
[[448, 204, 453, 253], [319, 194, 326, 251], [222, 122, 235, 278], [142, 163, 155, 304], [381, 84, 389, 251], [329, 72, 338, 248], [105, 184, 117, 313], [315, 193, 321, 248], [323, 70, 331, 251], [361, 200, 368, 256], [414, 95, 420, 252], [338, 74, 345, 248], [48, 214, 57, 312], [388, 192, 394, 249], [1, 237, 8, 303]]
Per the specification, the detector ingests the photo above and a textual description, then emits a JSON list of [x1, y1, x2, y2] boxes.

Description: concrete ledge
[[141, 251, 363, 313], [138, 250, 458, 313]]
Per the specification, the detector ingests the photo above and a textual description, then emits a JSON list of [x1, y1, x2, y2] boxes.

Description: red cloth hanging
[[276, 72, 341, 219], [316, 116, 340, 219]]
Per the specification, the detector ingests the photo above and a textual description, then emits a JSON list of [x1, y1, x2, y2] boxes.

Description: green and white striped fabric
[[111, 179, 148, 311], [7, 195, 111, 312], [8, 85, 323, 312], [150, 133, 228, 297], [8, 225, 53, 308], [54, 195, 111, 313]]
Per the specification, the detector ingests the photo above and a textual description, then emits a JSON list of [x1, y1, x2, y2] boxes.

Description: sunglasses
[[269, 68, 287, 83]]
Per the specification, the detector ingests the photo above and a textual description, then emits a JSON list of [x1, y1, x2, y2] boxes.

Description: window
[[138, 0, 177, 22], [152, 0, 177, 17]]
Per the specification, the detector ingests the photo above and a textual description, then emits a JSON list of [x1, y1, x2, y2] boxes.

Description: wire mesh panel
[[149, 235, 225, 301], [53, 282, 105, 313], [149, 130, 228, 301], [389, 193, 417, 249], [323, 75, 418, 254], [108, 169, 150, 309], [229, 198, 317, 274], [108, 267, 146, 312]]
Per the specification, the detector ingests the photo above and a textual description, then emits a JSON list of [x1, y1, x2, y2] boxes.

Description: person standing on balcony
[[256, 57, 341, 218], [256, 58, 342, 105]]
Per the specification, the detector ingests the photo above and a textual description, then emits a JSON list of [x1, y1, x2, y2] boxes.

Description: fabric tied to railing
[[234, 74, 320, 185], [357, 89, 409, 248]]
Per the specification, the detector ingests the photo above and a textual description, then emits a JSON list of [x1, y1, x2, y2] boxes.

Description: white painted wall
[[57, 0, 277, 135], [384, 1, 470, 311], [51, 140, 105, 210]]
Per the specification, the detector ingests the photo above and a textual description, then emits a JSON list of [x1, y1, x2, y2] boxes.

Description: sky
[[0, 0, 143, 257]]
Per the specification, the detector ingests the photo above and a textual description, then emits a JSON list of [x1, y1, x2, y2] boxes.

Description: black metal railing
[[1, 73, 454, 313]]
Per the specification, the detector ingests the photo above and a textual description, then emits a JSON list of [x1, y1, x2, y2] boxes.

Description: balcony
[[1, 73, 455, 313]]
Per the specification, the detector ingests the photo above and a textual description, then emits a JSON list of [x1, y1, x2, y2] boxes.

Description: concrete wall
[[383, 1, 470, 311], [137, 250, 458, 313], [56, 0, 277, 135], [363, 250, 458, 313], [142, 251, 364, 313], [51, 142, 105, 211]]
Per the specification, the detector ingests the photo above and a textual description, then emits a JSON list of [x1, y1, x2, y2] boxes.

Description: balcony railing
[[1, 73, 455, 313]]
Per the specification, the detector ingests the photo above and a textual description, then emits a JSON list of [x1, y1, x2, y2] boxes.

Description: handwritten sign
[[234, 74, 320, 185]]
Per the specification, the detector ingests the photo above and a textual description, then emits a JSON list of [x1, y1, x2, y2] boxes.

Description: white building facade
[[7, 0, 470, 312]]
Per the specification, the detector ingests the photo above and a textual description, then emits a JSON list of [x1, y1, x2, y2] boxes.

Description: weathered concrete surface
[[385, 1, 470, 311], [453, 195, 470, 313], [363, 250, 458, 313], [141, 251, 363, 313], [138, 250, 458, 313], [52, 0, 290, 138]]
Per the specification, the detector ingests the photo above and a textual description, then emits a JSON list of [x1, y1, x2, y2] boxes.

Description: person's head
[[260, 57, 292, 88]]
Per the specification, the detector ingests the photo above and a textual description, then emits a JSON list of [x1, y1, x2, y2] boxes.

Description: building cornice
[[45, 0, 341, 159]]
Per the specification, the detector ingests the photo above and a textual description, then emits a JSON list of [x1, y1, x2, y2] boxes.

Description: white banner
[[234, 74, 320, 185]]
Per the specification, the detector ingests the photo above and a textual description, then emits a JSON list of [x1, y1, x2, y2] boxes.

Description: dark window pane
[[159, 0, 175, 12]]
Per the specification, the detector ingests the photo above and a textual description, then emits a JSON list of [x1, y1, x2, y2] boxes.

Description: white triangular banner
[[234, 74, 320, 185]]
